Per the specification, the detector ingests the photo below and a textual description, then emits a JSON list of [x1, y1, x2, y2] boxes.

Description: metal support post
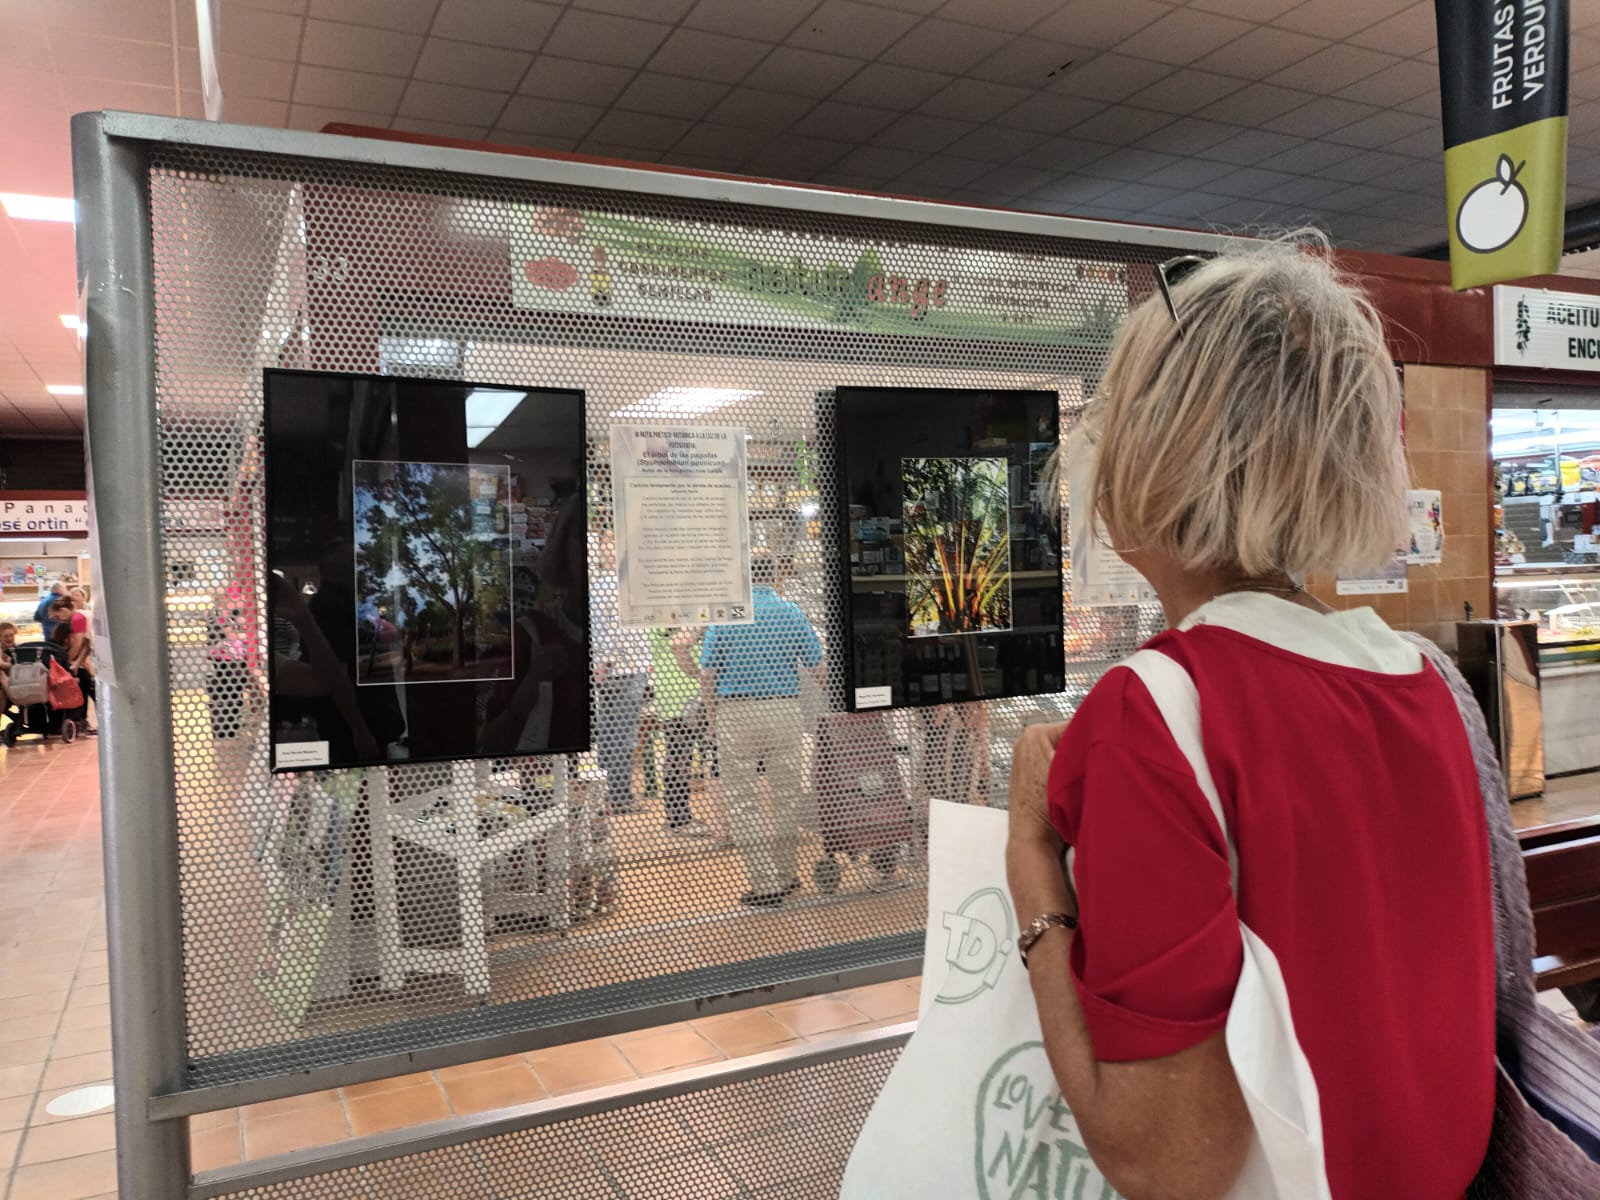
[[71, 111, 192, 1199]]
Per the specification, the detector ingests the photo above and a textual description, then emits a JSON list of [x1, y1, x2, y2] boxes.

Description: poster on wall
[[1336, 552, 1409, 596], [903, 457, 1014, 638], [1405, 489, 1445, 565], [610, 424, 753, 629], [1064, 433, 1158, 608]]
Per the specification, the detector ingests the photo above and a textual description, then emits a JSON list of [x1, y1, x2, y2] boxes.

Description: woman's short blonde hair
[[1087, 236, 1406, 577]]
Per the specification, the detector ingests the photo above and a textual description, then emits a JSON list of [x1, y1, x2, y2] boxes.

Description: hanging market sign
[[0, 492, 88, 535], [1493, 284, 1600, 368], [508, 205, 1129, 346], [1434, 0, 1569, 290]]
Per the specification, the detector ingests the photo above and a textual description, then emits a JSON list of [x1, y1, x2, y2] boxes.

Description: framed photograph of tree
[[263, 369, 588, 772], [834, 387, 1063, 713]]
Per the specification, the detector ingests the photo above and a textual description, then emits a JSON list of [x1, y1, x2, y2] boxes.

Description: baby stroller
[[3, 642, 86, 746]]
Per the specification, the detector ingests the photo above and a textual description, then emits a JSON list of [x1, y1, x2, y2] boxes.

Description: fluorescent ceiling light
[[0, 535, 70, 542], [0, 193, 75, 222], [46, 384, 83, 396], [465, 389, 525, 449], [616, 387, 761, 419], [60, 314, 80, 330]]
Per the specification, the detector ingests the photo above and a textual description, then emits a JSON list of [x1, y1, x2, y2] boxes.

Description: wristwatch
[[1017, 911, 1078, 968]]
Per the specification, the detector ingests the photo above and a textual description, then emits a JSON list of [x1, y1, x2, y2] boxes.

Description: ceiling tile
[[1013, 135, 1115, 170], [615, 72, 731, 120], [940, 125, 1047, 163], [742, 134, 850, 170], [934, 0, 1054, 33], [1193, 25, 1327, 79], [1317, 149, 1420, 185], [1119, 8, 1255, 66], [1085, 147, 1183, 182], [1321, 108, 1435, 151], [1318, 182, 1392, 214], [879, 19, 1013, 74], [286, 102, 392, 130], [397, 79, 507, 125], [895, 154, 993, 188], [788, 100, 899, 141], [573, 0, 696, 18], [220, 95, 289, 124], [1206, 165, 1299, 199], [648, 29, 770, 84], [1126, 70, 1244, 115], [484, 130, 578, 151], [1256, 139, 1358, 175], [1067, 105, 1175, 146], [217, 53, 296, 100], [1029, 0, 1173, 50], [45, 0, 170, 44], [684, 0, 821, 42], [496, 95, 605, 137], [218, 7, 304, 61], [1187, 0, 1300, 20], [301, 20, 422, 75], [575, 140, 661, 162], [45, 32, 172, 88], [0, 24, 53, 76], [974, 163, 1057, 195], [518, 56, 635, 106], [1195, 81, 1309, 126], [1133, 154, 1234, 189], [1373, 158, 1444, 193], [586, 108, 693, 150], [968, 36, 1089, 87], [1272, 0, 1412, 41], [831, 64, 952, 111], [670, 121, 770, 159], [1050, 53, 1173, 103], [787, 1, 920, 59], [1200, 128, 1303, 166], [1336, 58, 1437, 109], [308, 0, 438, 34], [990, 91, 1107, 135], [1022, 174, 1120, 205], [704, 87, 818, 130], [916, 78, 1032, 122], [293, 64, 405, 111], [542, 9, 672, 68], [870, 113, 977, 152], [1093, 179, 1186, 211], [1260, 95, 1379, 138], [1265, 43, 1399, 93], [57, 77, 178, 114], [831, 143, 928, 179], [665, 151, 744, 172], [854, 0, 946, 14], [431, 0, 561, 52], [749, 46, 868, 97], [414, 39, 533, 93], [391, 115, 490, 140]]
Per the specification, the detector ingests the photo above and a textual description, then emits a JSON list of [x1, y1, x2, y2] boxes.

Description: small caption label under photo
[[274, 740, 330, 770], [855, 686, 893, 709]]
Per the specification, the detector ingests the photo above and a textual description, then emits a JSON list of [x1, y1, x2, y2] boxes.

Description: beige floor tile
[[50, 1024, 111, 1059], [692, 1009, 799, 1058], [241, 1102, 350, 1159], [0, 1036, 53, 1068], [64, 984, 110, 1010], [239, 1089, 344, 1122], [57, 1005, 110, 1033], [17, 1111, 116, 1165], [339, 1070, 436, 1100], [614, 1025, 723, 1076], [435, 1054, 528, 1084], [441, 1062, 548, 1115], [0, 1125, 20, 1166], [526, 1039, 638, 1095], [767, 996, 870, 1039], [7, 1149, 118, 1200], [0, 1092, 35, 1130], [0, 1013, 60, 1044], [40, 1051, 113, 1091], [189, 1106, 239, 1132], [834, 979, 918, 1022], [0, 970, 75, 1001], [0, 993, 68, 1020], [190, 1121, 243, 1171], [0, 1061, 45, 1099], [344, 1082, 452, 1136]]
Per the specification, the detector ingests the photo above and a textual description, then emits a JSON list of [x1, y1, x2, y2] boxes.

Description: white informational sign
[[610, 425, 754, 628], [0, 495, 88, 535], [1064, 433, 1157, 608], [1405, 489, 1444, 565], [1494, 285, 1600, 370], [1336, 552, 1409, 595]]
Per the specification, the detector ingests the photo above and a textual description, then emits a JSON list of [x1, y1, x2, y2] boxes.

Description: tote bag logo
[[937, 886, 1014, 1004], [975, 1042, 1115, 1200]]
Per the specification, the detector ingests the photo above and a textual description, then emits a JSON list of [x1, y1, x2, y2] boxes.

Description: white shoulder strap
[[1122, 649, 1239, 889]]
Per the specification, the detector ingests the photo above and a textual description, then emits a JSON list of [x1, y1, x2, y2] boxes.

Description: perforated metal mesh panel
[[144, 143, 1178, 1086], [205, 1043, 900, 1199]]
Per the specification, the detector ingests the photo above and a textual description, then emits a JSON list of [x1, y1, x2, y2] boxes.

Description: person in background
[[0, 621, 15, 710], [700, 554, 824, 907], [34, 582, 65, 638], [49, 600, 96, 735], [647, 626, 710, 838], [1005, 242, 1493, 1199]]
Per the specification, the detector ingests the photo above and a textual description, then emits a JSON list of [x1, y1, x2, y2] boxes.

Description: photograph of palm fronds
[[903, 456, 1013, 638]]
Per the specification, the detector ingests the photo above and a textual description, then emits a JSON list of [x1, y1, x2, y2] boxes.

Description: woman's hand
[[1008, 721, 1068, 852]]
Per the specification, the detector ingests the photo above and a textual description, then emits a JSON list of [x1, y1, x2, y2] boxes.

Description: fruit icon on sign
[[1456, 154, 1529, 254]]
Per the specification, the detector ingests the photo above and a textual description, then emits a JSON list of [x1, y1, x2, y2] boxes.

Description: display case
[[1496, 569, 1600, 775]]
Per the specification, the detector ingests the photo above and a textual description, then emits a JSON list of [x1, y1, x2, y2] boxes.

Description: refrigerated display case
[[1495, 571, 1600, 776]]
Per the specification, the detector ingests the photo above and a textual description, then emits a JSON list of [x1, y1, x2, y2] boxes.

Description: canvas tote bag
[[841, 649, 1330, 1200]]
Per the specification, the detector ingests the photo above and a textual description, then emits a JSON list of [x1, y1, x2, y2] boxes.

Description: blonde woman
[[1007, 244, 1493, 1199]]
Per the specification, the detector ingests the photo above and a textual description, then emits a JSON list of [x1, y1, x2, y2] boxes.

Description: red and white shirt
[[1048, 593, 1495, 1200]]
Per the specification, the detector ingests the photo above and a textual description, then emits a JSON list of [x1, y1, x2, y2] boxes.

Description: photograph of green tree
[[902, 456, 1013, 639]]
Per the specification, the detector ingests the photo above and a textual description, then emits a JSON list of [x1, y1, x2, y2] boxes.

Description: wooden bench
[[1519, 816, 1600, 1018]]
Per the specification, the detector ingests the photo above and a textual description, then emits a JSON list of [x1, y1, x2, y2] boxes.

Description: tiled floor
[[0, 735, 919, 1199]]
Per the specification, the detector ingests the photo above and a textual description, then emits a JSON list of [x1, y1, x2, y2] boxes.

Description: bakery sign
[[1494, 285, 1600, 369], [507, 204, 1129, 347], [0, 492, 88, 535]]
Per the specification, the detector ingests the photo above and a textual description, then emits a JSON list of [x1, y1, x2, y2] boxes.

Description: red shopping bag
[[48, 659, 83, 710]]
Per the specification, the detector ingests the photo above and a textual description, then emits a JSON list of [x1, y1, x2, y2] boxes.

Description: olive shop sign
[[508, 204, 1128, 346], [1494, 285, 1600, 369]]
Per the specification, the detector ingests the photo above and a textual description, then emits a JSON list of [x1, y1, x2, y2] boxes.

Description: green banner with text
[[1435, 0, 1568, 290]]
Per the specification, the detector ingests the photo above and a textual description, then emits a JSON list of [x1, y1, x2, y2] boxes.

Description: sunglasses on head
[[1155, 254, 1206, 340]]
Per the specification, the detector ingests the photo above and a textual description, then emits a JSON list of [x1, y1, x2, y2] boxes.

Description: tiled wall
[[1310, 363, 1492, 653]]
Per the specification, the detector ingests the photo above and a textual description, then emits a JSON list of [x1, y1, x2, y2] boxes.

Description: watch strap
[[1017, 911, 1077, 968]]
